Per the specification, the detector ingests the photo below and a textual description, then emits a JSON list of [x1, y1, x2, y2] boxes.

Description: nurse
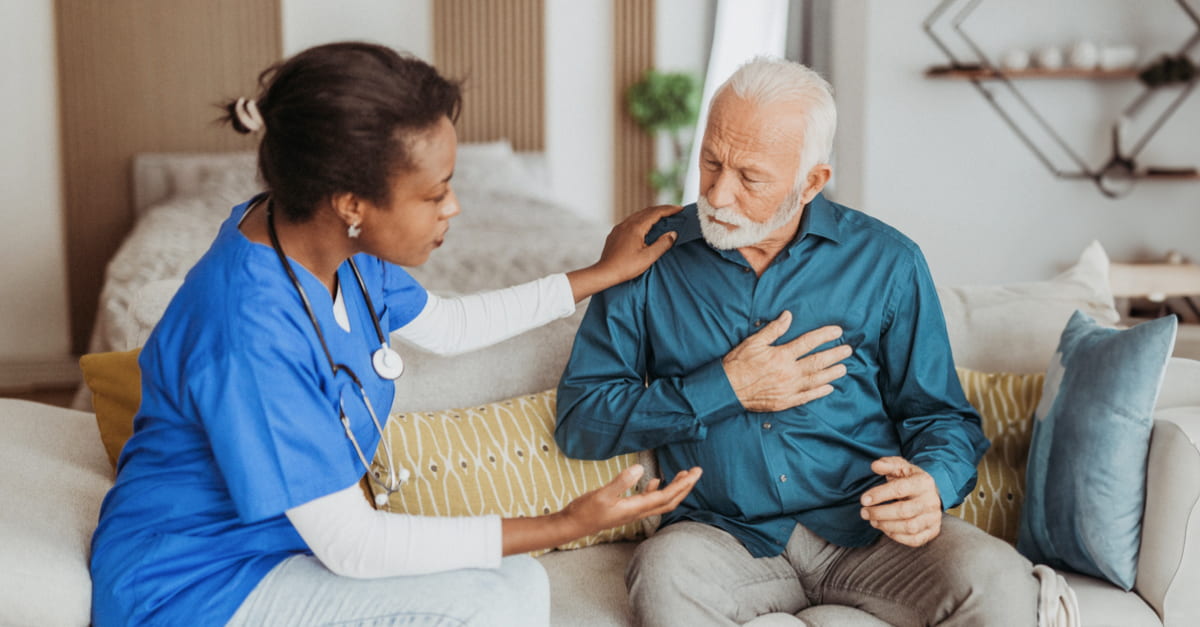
[[89, 42, 701, 626]]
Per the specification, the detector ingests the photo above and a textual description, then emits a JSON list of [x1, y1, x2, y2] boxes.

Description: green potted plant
[[626, 69, 701, 204]]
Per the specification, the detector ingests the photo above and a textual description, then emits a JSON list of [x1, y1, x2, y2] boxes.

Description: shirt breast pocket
[[787, 301, 877, 371], [782, 301, 880, 432], [786, 302, 843, 348]]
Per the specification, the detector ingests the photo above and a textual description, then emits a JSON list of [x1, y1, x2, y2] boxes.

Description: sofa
[[3, 241, 1199, 626]]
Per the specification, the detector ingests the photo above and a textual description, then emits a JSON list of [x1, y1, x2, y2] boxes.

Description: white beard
[[696, 191, 805, 250]]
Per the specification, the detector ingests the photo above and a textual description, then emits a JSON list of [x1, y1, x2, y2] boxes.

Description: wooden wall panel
[[614, 0, 657, 221], [56, 0, 281, 353], [434, 0, 545, 151]]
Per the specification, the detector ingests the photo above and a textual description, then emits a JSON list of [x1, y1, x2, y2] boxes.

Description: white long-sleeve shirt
[[288, 273, 575, 577]]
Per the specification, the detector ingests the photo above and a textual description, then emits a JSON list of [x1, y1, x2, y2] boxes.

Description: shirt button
[[779, 474, 788, 483], [753, 319, 763, 327], [762, 422, 772, 430], [741, 266, 752, 273]]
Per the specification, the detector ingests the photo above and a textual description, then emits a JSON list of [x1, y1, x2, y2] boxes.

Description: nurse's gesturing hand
[[565, 204, 683, 303], [500, 464, 701, 555]]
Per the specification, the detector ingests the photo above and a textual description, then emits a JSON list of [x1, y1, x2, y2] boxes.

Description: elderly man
[[554, 57, 1038, 626]]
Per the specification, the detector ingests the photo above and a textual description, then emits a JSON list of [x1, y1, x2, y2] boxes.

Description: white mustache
[[697, 198, 753, 228], [707, 208, 751, 228]]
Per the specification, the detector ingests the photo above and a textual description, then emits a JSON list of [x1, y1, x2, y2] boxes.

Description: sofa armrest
[[1135, 406, 1200, 626]]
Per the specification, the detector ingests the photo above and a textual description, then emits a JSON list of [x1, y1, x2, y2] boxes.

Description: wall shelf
[[1142, 169, 1200, 180], [1056, 170, 1200, 181], [922, 0, 1200, 198], [925, 66, 1139, 80]]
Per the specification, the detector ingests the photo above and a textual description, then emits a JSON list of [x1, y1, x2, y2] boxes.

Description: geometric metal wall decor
[[923, 0, 1200, 198]]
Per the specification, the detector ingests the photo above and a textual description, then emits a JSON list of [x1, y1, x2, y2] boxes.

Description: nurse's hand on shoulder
[[566, 204, 683, 302], [501, 464, 701, 556]]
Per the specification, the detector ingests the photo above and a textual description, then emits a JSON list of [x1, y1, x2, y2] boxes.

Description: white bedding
[[78, 143, 610, 409]]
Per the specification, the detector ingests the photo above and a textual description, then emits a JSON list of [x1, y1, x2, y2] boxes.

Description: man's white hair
[[711, 57, 836, 192]]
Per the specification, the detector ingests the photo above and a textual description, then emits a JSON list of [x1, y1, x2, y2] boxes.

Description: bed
[[75, 141, 612, 412]]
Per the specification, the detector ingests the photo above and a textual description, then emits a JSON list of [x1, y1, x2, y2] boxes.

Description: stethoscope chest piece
[[266, 199, 412, 502], [372, 344, 405, 380]]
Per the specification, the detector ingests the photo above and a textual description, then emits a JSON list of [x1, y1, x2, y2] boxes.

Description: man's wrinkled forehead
[[704, 93, 806, 162]]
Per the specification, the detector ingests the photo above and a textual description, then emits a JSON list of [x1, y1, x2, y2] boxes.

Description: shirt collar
[[673, 192, 844, 249], [793, 192, 843, 247]]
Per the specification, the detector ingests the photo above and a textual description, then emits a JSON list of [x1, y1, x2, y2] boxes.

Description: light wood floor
[[0, 386, 79, 409]]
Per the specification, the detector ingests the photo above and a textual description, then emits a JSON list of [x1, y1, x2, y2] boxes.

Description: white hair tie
[[234, 97, 265, 133]]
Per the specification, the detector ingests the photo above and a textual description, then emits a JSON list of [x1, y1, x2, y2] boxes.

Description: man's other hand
[[860, 457, 942, 547], [721, 310, 851, 412]]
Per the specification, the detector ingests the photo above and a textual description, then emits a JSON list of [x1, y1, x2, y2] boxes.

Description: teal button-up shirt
[[555, 194, 988, 556]]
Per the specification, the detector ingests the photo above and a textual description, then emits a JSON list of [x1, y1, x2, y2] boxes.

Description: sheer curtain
[[681, 0, 791, 205]]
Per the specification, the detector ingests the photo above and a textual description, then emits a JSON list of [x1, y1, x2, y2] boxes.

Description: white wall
[[284, 0, 618, 225], [653, 0, 716, 205], [832, 0, 1200, 286], [282, 0, 431, 59], [281, 1, 716, 225], [0, 2, 69, 359], [546, 0, 712, 219], [656, 1, 714, 84], [544, 0, 614, 223]]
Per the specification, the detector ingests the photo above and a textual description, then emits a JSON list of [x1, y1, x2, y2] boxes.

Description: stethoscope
[[263, 200, 410, 508]]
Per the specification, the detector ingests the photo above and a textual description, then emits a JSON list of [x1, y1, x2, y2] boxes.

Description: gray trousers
[[227, 554, 549, 626], [626, 516, 1038, 627]]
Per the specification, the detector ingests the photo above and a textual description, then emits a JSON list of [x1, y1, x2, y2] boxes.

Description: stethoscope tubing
[[265, 200, 407, 505]]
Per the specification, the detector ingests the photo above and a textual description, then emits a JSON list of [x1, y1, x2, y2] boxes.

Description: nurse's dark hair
[[219, 42, 462, 222]]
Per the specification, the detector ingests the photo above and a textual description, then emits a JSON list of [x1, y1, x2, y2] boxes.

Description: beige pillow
[[938, 241, 1119, 373], [947, 368, 1045, 544], [373, 390, 644, 553]]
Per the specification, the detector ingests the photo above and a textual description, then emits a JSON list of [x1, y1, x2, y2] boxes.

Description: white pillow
[[938, 241, 1120, 373], [129, 279, 186, 348], [453, 140, 551, 199]]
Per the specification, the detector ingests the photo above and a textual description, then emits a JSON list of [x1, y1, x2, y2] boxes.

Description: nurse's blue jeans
[[226, 554, 549, 626]]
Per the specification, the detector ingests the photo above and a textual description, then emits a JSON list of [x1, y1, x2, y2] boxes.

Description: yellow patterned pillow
[[371, 389, 644, 554], [947, 368, 1045, 544]]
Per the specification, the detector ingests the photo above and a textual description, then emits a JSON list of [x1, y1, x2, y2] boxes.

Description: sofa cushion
[[947, 368, 1044, 544], [0, 400, 112, 627], [1157, 357, 1200, 410], [1019, 312, 1177, 590], [1062, 573, 1162, 627], [391, 310, 585, 412], [538, 542, 638, 626], [373, 389, 645, 553], [937, 241, 1119, 374], [1135, 405, 1200, 622]]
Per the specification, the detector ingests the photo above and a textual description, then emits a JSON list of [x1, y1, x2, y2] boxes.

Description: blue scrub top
[[90, 198, 428, 626]]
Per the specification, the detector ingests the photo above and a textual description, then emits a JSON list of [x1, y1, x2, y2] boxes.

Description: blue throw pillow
[[1018, 310, 1177, 590]]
